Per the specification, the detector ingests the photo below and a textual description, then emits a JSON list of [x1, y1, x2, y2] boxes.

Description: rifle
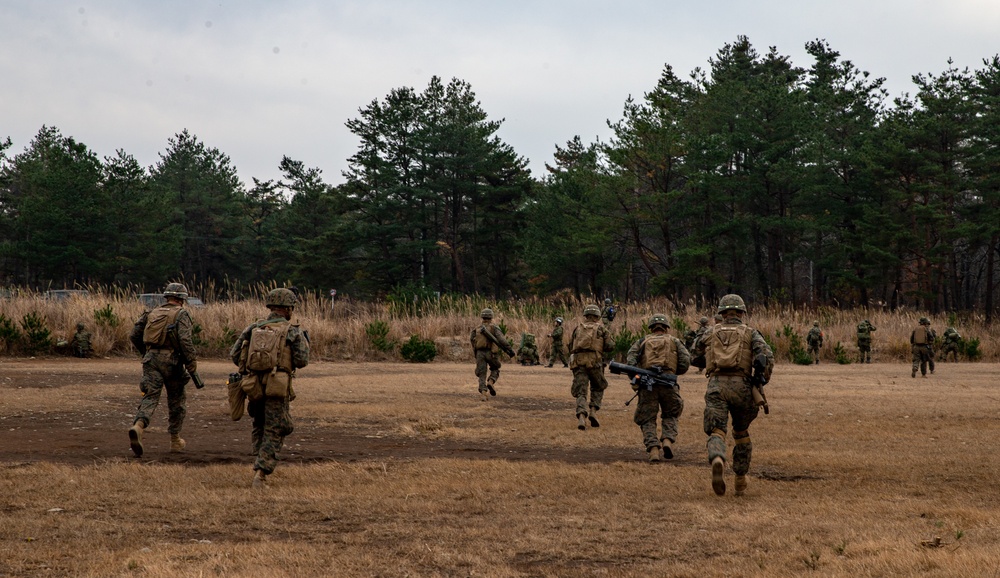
[[479, 325, 516, 358], [608, 361, 678, 392], [167, 321, 205, 389], [749, 353, 769, 414]]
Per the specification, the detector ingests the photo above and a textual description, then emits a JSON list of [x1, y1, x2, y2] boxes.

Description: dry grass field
[[2, 357, 1000, 577]]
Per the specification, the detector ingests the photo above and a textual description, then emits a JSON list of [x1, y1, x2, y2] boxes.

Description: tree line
[[2, 37, 1000, 320]]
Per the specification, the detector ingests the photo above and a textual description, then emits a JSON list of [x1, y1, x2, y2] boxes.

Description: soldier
[[517, 333, 540, 366], [856, 319, 876, 363], [626, 314, 691, 462], [70, 322, 93, 358], [942, 327, 962, 362], [691, 294, 774, 497], [685, 316, 710, 350], [910, 317, 935, 378], [806, 321, 823, 364], [470, 308, 513, 399], [600, 298, 616, 327], [569, 304, 614, 430], [229, 288, 309, 488], [127, 282, 203, 457], [546, 317, 569, 368]]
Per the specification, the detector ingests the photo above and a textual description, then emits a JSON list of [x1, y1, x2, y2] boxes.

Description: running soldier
[[600, 298, 616, 327], [806, 321, 823, 364], [470, 308, 513, 399], [942, 327, 961, 362], [569, 304, 614, 430], [626, 314, 691, 462], [856, 319, 876, 363], [546, 317, 569, 368]]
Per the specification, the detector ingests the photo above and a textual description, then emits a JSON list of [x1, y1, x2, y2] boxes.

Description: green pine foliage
[[365, 320, 397, 353], [400, 335, 437, 363], [20, 312, 52, 354], [833, 342, 852, 364]]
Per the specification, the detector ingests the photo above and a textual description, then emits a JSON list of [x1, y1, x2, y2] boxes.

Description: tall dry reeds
[[0, 290, 995, 362]]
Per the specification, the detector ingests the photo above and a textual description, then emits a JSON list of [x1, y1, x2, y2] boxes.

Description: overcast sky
[[3, 1, 999, 187]]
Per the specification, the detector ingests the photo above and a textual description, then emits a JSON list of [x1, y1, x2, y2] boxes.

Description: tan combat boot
[[661, 439, 674, 460], [128, 422, 145, 457], [711, 456, 726, 496], [648, 447, 662, 463], [588, 410, 600, 428], [170, 434, 186, 453], [252, 470, 267, 489], [734, 475, 748, 496], [486, 378, 497, 397], [577, 414, 587, 431]]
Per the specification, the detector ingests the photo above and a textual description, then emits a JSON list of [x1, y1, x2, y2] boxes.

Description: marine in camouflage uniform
[[546, 317, 569, 368], [569, 304, 614, 429], [806, 322, 823, 364], [910, 317, 935, 378], [691, 294, 774, 497], [517, 333, 540, 366], [470, 308, 512, 399], [70, 322, 93, 358], [127, 283, 199, 457], [600, 298, 616, 327], [856, 320, 876, 363], [229, 288, 310, 488], [626, 314, 691, 462], [942, 327, 961, 362]]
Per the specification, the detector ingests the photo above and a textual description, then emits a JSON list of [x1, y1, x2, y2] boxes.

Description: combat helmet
[[813, 321, 819, 327], [555, 317, 563, 324], [266, 288, 298, 308], [604, 298, 612, 305], [480, 308, 494, 319], [163, 282, 188, 299], [919, 317, 930, 325], [583, 304, 601, 318], [76, 322, 85, 331], [699, 316, 709, 326], [717, 294, 746, 314], [648, 314, 669, 330]]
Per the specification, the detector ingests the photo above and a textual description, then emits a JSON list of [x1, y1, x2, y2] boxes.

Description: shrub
[[365, 320, 397, 352], [400, 335, 437, 363], [612, 324, 645, 362], [834, 342, 852, 364], [961, 337, 982, 361], [784, 325, 813, 365], [93, 304, 120, 328], [0, 314, 22, 352], [21, 312, 52, 354]]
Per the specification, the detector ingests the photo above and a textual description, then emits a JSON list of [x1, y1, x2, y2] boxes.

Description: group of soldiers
[[124, 283, 309, 489], [470, 294, 774, 497]]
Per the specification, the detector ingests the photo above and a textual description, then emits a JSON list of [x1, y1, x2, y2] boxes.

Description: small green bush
[[365, 320, 397, 352], [93, 304, 120, 328], [21, 312, 52, 354], [612, 324, 645, 362], [400, 335, 437, 363], [784, 325, 813, 365], [961, 337, 981, 361], [833, 342, 851, 364], [0, 314, 22, 352]]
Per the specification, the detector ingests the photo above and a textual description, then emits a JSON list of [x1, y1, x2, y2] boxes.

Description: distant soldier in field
[[230, 288, 310, 489], [806, 321, 823, 364], [691, 294, 774, 497], [546, 317, 569, 368], [942, 327, 962, 362], [686, 316, 710, 350], [127, 282, 203, 458], [517, 333, 540, 366], [600, 298, 616, 327], [70, 322, 93, 358], [910, 317, 935, 378], [569, 304, 614, 430], [626, 314, 691, 462], [856, 319, 876, 363], [470, 308, 513, 399]]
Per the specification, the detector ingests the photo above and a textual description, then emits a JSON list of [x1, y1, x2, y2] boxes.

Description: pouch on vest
[[246, 321, 290, 372], [912, 326, 928, 345], [228, 375, 247, 421], [240, 374, 264, 401], [143, 306, 181, 346], [265, 370, 291, 399], [707, 325, 752, 374], [642, 334, 677, 372]]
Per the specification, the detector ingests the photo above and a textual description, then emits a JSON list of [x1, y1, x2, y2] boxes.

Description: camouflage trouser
[[519, 347, 539, 365], [633, 384, 684, 451], [571, 365, 608, 417], [912, 345, 934, 375], [249, 394, 293, 475], [942, 343, 959, 362], [133, 351, 188, 435], [857, 340, 871, 362], [704, 375, 759, 476], [475, 349, 501, 392], [807, 343, 820, 362], [548, 342, 568, 366]]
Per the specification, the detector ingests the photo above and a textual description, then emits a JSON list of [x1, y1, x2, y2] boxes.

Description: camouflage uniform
[[626, 315, 691, 460], [470, 309, 512, 397], [910, 318, 935, 377], [856, 320, 876, 363], [128, 284, 198, 456], [806, 322, 823, 364], [70, 323, 93, 358], [517, 333, 540, 366], [691, 294, 774, 496], [942, 327, 961, 362], [546, 319, 569, 368], [600, 299, 616, 327], [569, 305, 614, 428], [230, 289, 310, 485]]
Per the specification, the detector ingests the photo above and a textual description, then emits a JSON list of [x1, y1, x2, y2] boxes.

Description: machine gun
[[479, 325, 516, 358], [609, 361, 678, 405], [750, 353, 769, 414], [167, 321, 205, 389]]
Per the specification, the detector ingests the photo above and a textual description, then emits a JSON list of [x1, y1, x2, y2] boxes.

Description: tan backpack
[[706, 324, 753, 375], [473, 325, 496, 351], [912, 326, 928, 345], [572, 322, 602, 353], [641, 333, 677, 372], [142, 306, 181, 347], [245, 320, 291, 372]]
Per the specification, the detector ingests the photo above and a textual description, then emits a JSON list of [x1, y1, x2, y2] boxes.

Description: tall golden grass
[[0, 291, 995, 362]]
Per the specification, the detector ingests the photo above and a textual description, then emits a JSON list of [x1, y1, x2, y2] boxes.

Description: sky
[[3, 1, 999, 187]]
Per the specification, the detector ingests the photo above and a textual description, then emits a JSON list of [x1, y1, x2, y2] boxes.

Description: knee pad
[[733, 429, 751, 445]]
